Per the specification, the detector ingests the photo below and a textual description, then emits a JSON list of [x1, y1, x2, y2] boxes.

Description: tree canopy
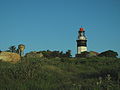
[[98, 50, 118, 58]]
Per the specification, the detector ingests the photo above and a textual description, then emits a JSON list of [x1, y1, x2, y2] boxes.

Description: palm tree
[[8, 46, 16, 53]]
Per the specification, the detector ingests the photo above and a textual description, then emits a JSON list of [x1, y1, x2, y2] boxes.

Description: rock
[[0, 52, 21, 63]]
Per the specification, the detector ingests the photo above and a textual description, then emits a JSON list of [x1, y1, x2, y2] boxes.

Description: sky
[[0, 0, 120, 56]]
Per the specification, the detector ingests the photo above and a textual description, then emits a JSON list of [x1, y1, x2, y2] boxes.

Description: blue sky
[[0, 0, 120, 56]]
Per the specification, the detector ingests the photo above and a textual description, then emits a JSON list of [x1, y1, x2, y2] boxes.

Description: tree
[[98, 50, 118, 58], [7, 46, 17, 53], [65, 50, 72, 57]]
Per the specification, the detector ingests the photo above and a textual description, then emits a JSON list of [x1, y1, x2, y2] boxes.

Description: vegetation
[[76, 50, 118, 58], [98, 50, 118, 58], [26, 50, 72, 58], [6, 45, 17, 53], [76, 51, 89, 57], [0, 56, 120, 90], [1, 47, 119, 89]]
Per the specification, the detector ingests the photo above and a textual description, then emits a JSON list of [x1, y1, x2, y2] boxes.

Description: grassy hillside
[[0, 57, 120, 90]]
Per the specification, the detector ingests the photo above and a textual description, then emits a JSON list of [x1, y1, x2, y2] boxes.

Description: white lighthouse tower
[[76, 27, 87, 54]]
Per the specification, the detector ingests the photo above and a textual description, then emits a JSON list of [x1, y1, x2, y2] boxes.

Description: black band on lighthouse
[[77, 40, 87, 47]]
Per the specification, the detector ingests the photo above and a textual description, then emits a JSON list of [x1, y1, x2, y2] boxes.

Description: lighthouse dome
[[80, 28, 84, 31]]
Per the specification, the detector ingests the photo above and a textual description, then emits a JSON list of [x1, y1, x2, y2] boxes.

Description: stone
[[0, 52, 21, 63]]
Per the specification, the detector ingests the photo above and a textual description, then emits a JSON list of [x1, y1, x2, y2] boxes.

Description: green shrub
[[0, 57, 120, 89]]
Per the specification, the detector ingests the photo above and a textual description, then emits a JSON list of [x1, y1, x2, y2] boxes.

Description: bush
[[98, 50, 118, 58], [0, 57, 120, 89]]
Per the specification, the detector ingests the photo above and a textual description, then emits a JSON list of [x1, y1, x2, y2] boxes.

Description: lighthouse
[[76, 27, 87, 54]]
